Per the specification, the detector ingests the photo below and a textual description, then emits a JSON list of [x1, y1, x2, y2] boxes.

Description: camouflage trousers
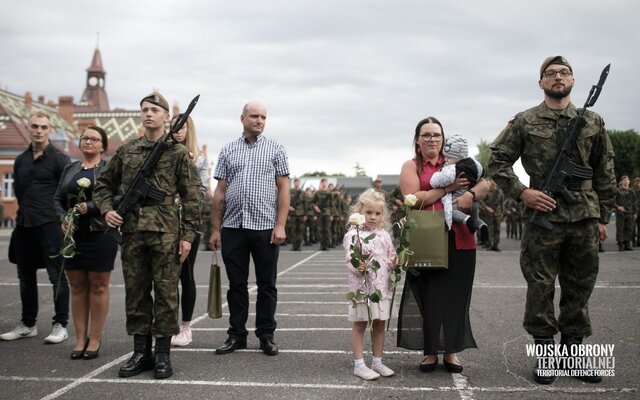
[[317, 215, 331, 249], [289, 215, 305, 249], [520, 219, 599, 338], [485, 214, 501, 247], [121, 231, 181, 337], [615, 212, 635, 244]]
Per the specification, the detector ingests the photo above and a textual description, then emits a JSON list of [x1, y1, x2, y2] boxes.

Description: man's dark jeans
[[14, 223, 69, 327]]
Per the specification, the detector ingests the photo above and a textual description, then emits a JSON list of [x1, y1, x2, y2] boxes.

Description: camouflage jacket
[[480, 185, 504, 219], [615, 188, 637, 214], [489, 101, 616, 224], [93, 135, 202, 242], [313, 190, 333, 216], [290, 188, 306, 216]]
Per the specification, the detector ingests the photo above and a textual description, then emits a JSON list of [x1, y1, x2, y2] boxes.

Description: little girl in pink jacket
[[343, 189, 397, 381]]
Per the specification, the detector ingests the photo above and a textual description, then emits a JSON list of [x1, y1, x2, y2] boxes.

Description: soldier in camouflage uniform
[[480, 179, 504, 251], [94, 92, 202, 380], [312, 179, 333, 250], [614, 176, 637, 251], [489, 56, 616, 384], [288, 178, 306, 251], [504, 196, 522, 239], [304, 187, 316, 245]]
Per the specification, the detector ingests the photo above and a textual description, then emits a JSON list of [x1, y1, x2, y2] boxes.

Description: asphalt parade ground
[[0, 223, 638, 400]]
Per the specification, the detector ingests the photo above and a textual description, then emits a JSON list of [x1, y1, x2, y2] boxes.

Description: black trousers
[[221, 228, 279, 340]]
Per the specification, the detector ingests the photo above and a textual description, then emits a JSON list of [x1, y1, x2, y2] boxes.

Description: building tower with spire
[[79, 47, 110, 111]]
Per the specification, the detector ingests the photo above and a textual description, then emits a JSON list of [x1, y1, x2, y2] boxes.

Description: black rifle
[[530, 65, 610, 230], [106, 95, 200, 243]]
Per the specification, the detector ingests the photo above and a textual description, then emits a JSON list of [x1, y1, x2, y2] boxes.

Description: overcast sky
[[1, 0, 638, 181]]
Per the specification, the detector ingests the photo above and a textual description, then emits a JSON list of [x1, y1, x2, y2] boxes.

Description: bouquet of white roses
[[392, 194, 419, 282], [345, 213, 382, 317], [60, 177, 92, 258]]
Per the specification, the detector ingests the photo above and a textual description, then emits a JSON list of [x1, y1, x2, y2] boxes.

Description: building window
[[2, 173, 14, 199]]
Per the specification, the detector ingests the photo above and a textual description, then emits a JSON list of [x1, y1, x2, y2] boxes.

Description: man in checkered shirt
[[209, 102, 290, 356]]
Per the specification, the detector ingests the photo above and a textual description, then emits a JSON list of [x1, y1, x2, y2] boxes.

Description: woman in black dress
[[54, 126, 117, 360], [397, 117, 490, 372]]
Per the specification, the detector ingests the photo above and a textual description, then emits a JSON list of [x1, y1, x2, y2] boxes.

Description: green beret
[[140, 91, 169, 111], [540, 55, 572, 78]]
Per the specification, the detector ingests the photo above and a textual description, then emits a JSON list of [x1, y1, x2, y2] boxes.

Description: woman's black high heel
[[70, 338, 89, 360], [83, 341, 101, 360]]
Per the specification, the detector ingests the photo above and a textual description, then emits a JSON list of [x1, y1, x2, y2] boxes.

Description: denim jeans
[[221, 228, 279, 340], [14, 223, 69, 327]]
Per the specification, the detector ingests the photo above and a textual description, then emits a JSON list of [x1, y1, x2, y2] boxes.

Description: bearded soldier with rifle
[[489, 57, 616, 384], [94, 92, 201, 379]]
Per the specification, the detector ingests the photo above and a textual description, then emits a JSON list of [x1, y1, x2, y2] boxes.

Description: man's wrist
[[468, 190, 476, 200]]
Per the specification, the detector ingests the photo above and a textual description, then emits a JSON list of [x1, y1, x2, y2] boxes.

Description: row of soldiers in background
[[286, 178, 354, 251], [277, 174, 640, 253]]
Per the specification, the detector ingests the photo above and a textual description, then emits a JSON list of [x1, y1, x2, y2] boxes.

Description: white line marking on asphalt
[[38, 353, 132, 400], [1, 283, 639, 289], [36, 252, 327, 399], [0, 375, 631, 395], [452, 373, 474, 400], [191, 328, 360, 332]]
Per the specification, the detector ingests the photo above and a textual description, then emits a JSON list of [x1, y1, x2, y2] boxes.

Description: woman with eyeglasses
[[54, 126, 117, 360], [396, 117, 490, 374], [169, 114, 210, 347]]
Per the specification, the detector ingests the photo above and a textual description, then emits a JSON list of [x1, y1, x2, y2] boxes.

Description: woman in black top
[[54, 126, 117, 360]]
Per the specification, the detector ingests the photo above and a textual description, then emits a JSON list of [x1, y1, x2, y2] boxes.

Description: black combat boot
[[532, 336, 557, 384], [118, 335, 154, 377], [618, 243, 624, 251], [560, 334, 603, 383], [624, 242, 633, 251], [154, 336, 173, 379]]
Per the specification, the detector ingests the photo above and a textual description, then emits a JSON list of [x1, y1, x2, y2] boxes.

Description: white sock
[[354, 358, 365, 368], [372, 356, 382, 366]]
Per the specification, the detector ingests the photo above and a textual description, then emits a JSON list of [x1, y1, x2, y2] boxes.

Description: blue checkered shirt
[[214, 134, 290, 230]]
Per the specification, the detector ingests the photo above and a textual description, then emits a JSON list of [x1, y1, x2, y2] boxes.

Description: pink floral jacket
[[343, 225, 397, 300]]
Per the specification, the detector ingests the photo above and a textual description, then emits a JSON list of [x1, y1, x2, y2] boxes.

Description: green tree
[[475, 139, 491, 174], [608, 129, 640, 180], [353, 162, 367, 176]]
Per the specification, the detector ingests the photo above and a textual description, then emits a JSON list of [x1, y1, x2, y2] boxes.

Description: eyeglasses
[[30, 124, 50, 130], [542, 69, 572, 78], [79, 137, 102, 143], [419, 133, 442, 141]]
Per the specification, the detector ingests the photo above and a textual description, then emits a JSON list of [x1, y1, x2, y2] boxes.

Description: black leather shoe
[[154, 337, 173, 379], [443, 360, 463, 373], [215, 338, 247, 354], [259, 339, 279, 355], [419, 357, 437, 372], [84, 342, 101, 360], [532, 336, 557, 384], [119, 352, 154, 377], [70, 337, 89, 360], [119, 335, 154, 377]]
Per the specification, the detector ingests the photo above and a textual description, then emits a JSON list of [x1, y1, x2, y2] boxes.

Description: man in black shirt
[[0, 110, 71, 344]]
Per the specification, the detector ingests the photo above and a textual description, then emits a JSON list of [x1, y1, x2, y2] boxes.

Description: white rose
[[76, 177, 92, 189], [348, 213, 365, 226], [404, 194, 418, 207]]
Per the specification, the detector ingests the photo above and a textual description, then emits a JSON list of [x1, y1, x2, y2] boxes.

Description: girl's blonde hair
[[350, 188, 391, 231], [171, 115, 199, 161]]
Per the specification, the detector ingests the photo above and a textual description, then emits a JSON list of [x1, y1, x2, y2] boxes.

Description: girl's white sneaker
[[372, 363, 395, 377], [354, 365, 380, 380]]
